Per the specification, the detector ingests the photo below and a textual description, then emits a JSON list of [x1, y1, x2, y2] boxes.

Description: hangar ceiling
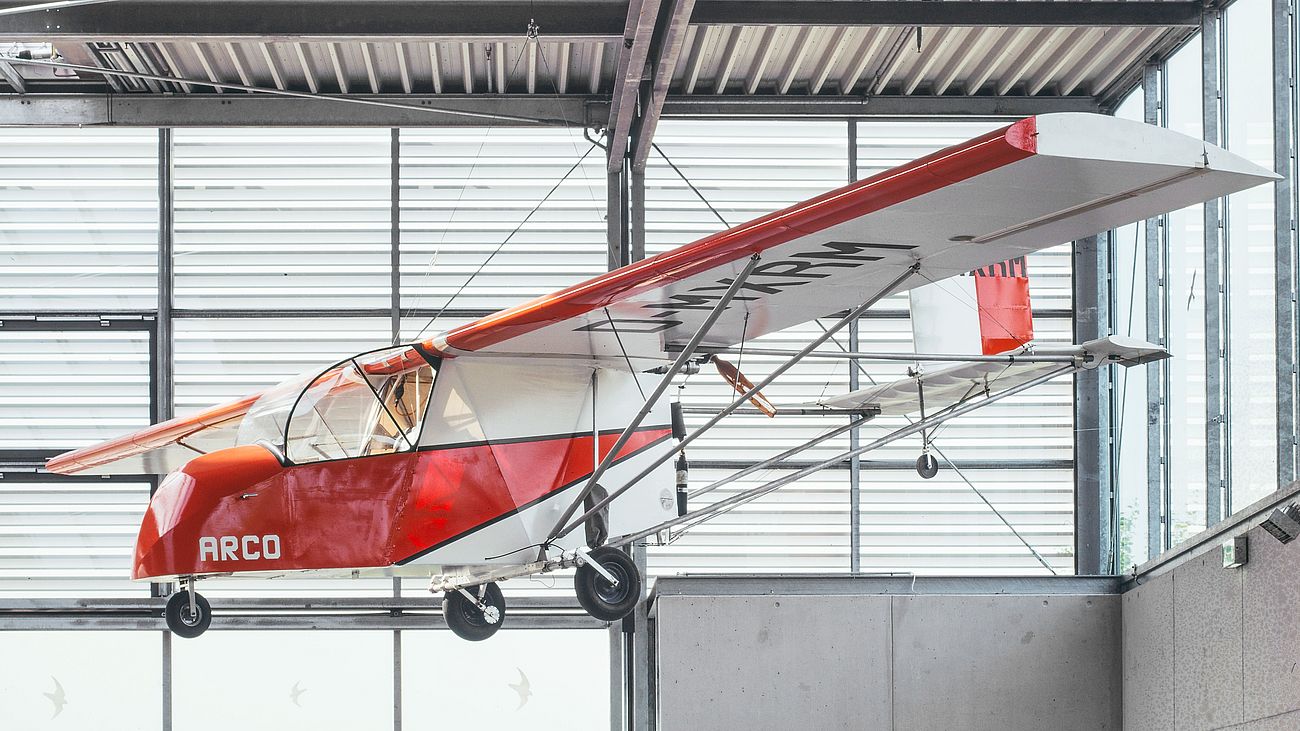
[[0, 0, 1201, 142]]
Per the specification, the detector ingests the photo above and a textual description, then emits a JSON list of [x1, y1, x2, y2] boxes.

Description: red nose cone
[[132, 446, 284, 581]]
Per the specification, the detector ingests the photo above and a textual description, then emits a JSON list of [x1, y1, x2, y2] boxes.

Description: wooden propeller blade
[[713, 357, 778, 417]]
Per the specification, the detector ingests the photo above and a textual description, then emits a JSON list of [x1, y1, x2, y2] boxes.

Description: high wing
[[46, 113, 1273, 477], [423, 113, 1275, 366], [811, 336, 1168, 415]]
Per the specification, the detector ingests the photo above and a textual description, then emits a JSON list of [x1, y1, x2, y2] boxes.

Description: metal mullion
[[1143, 62, 1165, 562], [1275, 0, 1298, 486], [1202, 9, 1226, 525], [391, 128, 401, 345], [1160, 56, 1174, 552], [847, 118, 861, 574]]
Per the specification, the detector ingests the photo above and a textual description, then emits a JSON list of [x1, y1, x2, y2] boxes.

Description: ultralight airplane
[[47, 113, 1275, 639]]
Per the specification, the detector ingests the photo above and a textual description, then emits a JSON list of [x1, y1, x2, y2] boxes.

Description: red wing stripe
[[429, 119, 1037, 355]]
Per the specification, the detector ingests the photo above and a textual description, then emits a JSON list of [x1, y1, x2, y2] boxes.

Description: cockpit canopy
[[237, 345, 439, 464]]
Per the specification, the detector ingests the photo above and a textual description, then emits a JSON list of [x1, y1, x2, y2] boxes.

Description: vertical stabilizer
[[909, 257, 1033, 356]]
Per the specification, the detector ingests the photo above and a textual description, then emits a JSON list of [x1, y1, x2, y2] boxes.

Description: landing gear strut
[[443, 582, 506, 641], [913, 369, 940, 480], [165, 577, 211, 638]]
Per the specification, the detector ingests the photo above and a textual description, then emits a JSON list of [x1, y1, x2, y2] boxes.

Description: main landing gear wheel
[[574, 546, 642, 622], [443, 582, 505, 642], [165, 590, 211, 639], [916, 453, 939, 479]]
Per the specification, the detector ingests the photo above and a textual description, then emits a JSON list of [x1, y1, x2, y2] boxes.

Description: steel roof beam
[[0, 92, 607, 126], [629, 0, 696, 173], [692, 0, 1203, 27], [0, 1, 1202, 44], [0, 92, 1099, 127], [0, 1, 628, 42], [605, 0, 663, 172]]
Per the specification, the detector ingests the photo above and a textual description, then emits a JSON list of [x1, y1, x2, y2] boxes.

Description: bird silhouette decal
[[289, 681, 307, 708], [508, 668, 531, 710], [43, 676, 67, 719]]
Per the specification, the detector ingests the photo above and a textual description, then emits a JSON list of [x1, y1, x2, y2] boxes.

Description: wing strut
[[687, 411, 878, 501], [606, 363, 1074, 549], [541, 253, 763, 553], [551, 262, 923, 544]]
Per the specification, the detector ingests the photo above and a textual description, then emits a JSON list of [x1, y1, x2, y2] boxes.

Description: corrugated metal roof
[[5, 22, 1183, 104]]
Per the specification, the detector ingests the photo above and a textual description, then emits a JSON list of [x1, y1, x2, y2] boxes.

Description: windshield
[[236, 345, 438, 463]]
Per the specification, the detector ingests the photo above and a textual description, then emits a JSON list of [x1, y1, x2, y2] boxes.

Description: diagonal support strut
[[553, 262, 922, 542], [542, 253, 763, 550]]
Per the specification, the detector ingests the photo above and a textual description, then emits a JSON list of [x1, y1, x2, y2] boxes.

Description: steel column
[[1142, 63, 1165, 562], [1202, 9, 1226, 525], [631, 543, 650, 730], [607, 158, 629, 270], [390, 128, 401, 344], [393, 630, 403, 731], [1073, 233, 1112, 574], [1274, 0, 1298, 486], [847, 119, 862, 573], [161, 631, 172, 731], [631, 167, 646, 263], [156, 128, 174, 424]]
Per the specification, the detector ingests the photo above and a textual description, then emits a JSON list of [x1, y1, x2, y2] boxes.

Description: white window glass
[[1225, 0, 1278, 506], [0, 128, 158, 311], [399, 128, 607, 315], [403, 629, 608, 729], [173, 317, 392, 418], [0, 631, 161, 729], [0, 329, 151, 451], [173, 128, 392, 310], [174, 630, 392, 731], [647, 119, 847, 257], [0, 479, 150, 597], [1164, 37, 1208, 544], [1111, 92, 1153, 568]]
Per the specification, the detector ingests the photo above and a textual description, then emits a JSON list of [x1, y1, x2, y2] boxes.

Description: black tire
[[916, 453, 939, 479], [575, 546, 641, 622], [443, 582, 505, 642], [165, 590, 211, 639]]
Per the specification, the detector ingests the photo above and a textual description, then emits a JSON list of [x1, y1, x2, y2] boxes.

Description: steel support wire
[[543, 253, 763, 548], [817, 320, 1059, 574], [554, 262, 922, 542], [609, 365, 1076, 549], [0, 57, 569, 125]]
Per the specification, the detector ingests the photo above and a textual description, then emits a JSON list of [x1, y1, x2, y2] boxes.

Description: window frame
[[280, 342, 441, 466]]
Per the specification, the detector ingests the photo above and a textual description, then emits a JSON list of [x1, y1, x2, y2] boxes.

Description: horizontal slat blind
[[173, 129, 392, 310], [0, 480, 152, 597], [399, 128, 607, 313], [0, 129, 158, 311], [0, 330, 151, 450]]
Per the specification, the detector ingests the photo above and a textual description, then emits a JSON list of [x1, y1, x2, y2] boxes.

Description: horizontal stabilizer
[[811, 336, 1167, 416]]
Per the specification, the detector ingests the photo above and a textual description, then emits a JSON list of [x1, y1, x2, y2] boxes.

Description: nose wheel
[[165, 583, 211, 638], [574, 546, 641, 621], [443, 582, 506, 641]]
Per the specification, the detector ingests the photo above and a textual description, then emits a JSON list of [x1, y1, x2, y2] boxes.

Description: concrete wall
[[652, 577, 1122, 731], [1122, 520, 1300, 731]]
